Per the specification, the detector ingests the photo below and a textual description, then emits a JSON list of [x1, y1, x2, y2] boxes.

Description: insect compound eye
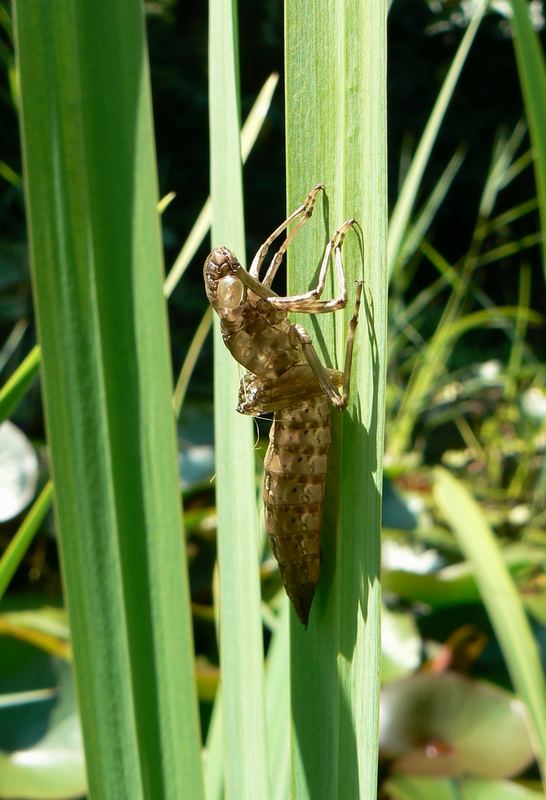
[[217, 274, 245, 309]]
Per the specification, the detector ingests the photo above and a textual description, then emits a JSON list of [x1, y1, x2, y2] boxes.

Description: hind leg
[[292, 279, 363, 410]]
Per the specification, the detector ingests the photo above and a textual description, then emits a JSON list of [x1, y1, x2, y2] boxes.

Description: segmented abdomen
[[262, 397, 331, 626]]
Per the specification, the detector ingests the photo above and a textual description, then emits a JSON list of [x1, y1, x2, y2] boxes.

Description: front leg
[[266, 219, 355, 313], [249, 184, 324, 281]]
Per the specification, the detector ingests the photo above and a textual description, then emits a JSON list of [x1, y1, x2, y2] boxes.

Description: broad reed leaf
[[285, 1, 387, 797], [208, 1, 269, 798], [13, 2, 204, 796]]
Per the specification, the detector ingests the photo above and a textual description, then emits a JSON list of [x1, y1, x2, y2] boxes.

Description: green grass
[[388, 0, 488, 279], [387, 121, 542, 458], [509, 0, 546, 278], [0, 343, 40, 422], [435, 468, 546, 785], [0, 481, 53, 602]]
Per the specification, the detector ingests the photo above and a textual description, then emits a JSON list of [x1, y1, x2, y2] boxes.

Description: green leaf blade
[[285, 1, 387, 797], [14, 2, 204, 797], [208, 2, 269, 798]]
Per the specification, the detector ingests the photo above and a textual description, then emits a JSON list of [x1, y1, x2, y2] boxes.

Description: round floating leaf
[[383, 774, 545, 800], [0, 421, 39, 522], [380, 672, 534, 778], [0, 638, 85, 799]]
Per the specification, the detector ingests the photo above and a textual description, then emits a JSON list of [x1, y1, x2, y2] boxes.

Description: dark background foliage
[[0, 0, 544, 406], [149, 1, 543, 394]]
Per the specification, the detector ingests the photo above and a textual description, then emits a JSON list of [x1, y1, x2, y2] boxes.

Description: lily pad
[[383, 544, 544, 609], [0, 637, 85, 799], [0, 421, 39, 522], [380, 672, 534, 778], [383, 775, 545, 800]]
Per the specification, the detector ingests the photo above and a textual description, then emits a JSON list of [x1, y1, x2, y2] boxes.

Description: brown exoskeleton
[[204, 185, 362, 626]]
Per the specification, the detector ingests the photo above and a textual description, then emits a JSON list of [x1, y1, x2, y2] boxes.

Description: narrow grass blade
[[390, 304, 541, 455], [388, 0, 487, 277], [509, 0, 546, 276], [13, 2, 204, 796], [502, 147, 535, 187], [0, 481, 53, 602], [0, 688, 57, 709], [209, 2, 269, 798], [486, 197, 539, 233], [477, 231, 543, 266], [0, 319, 28, 374], [442, 306, 542, 341], [164, 71, 279, 297], [0, 161, 20, 186], [173, 306, 213, 418], [158, 190, 176, 214], [434, 468, 546, 785], [397, 149, 465, 269], [506, 262, 531, 401], [285, 1, 387, 797], [0, 344, 40, 422], [478, 121, 527, 221]]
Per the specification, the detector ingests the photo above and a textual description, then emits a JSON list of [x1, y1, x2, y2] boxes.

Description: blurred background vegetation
[[2, 1, 545, 396], [1, 1, 545, 798]]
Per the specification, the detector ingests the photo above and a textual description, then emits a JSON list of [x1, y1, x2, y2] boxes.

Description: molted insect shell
[[262, 396, 331, 626]]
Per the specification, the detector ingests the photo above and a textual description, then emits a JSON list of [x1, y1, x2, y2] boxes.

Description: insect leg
[[265, 219, 355, 313], [292, 280, 363, 410], [339, 280, 363, 404], [249, 184, 324, 280]]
